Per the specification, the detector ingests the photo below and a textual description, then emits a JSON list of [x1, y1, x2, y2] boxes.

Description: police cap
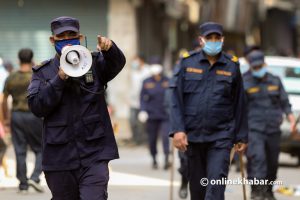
[[199, 22, 223, 36], [51, 16, 80, 35], [248, 50, 265, 67]]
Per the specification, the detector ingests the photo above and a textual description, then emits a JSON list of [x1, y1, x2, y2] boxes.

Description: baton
[[239, 152, 247, 200], [170, 144, 175, 200]]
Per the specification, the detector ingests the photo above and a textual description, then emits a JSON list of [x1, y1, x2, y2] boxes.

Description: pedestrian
[[2, 48, 44, 193], [27, 16, 126, 200], [129, 55, 150, 145], [139, 63, 170, 170], [243, 50, 296, 200], [169, 22, 248, 200]]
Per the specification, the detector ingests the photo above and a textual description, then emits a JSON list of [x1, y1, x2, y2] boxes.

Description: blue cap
[[248, 50, 265, 67], [51, 16, 80, 35], [199, 22, 223, 36]]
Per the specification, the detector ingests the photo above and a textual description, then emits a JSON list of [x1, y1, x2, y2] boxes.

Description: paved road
[[0, 143, 299, 200]]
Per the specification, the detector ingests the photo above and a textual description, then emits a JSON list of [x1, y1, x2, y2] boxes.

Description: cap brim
[[202, 30, 223, 36], [250, 60, 264, 67], [53, 26, 79, 35]]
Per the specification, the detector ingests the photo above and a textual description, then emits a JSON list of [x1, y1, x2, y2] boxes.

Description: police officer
[[27, 16, 126, 200], [243, 50, 296, 200], [169, 22, 248, 200], [139, 64, 170, 170]]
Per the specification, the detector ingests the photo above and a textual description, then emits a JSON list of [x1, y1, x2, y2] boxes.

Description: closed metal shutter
[[0, 0, 108, 67]]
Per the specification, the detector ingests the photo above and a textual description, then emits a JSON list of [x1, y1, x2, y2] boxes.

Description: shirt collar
[[198, 50, 227, 65]]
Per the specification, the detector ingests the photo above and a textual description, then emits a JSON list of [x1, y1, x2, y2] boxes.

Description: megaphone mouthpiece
[[60, 45, 92, 77], [66, 50, 80, 65]]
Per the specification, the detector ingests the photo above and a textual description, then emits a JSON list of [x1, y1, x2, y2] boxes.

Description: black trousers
[[45, 161, 109, 200], [187, 140, 232, 200], [10, 111, 43, 190], [146, 119, 170, 158], [247, 131, 280, 182]]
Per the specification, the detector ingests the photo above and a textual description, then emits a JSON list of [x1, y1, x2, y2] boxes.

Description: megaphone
[[60, 45, 93, 77]]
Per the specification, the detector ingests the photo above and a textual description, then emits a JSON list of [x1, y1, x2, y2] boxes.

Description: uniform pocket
[[82, 114, 105, 141], [213, 75, 233, 96], [184, 106, 198, 130], [183, 73, 203, 93], [208, 107, 233, 130], [45, 121, 70, 145]]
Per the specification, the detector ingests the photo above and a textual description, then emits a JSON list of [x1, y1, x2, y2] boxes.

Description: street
[[0, 140, 299, 200]]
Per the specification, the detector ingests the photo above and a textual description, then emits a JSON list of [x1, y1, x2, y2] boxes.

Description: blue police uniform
[[140, 75, 170, 168], [169, 48, 248, 200], [27, 16, 126, 200], [243, 52, 292, 198]]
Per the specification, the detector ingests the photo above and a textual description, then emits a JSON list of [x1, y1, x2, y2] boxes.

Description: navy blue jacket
[[140, 75, 169, 120], [169, 50, 248, 143], [27, 43, 126, 171], [243, 71, 292, 134]]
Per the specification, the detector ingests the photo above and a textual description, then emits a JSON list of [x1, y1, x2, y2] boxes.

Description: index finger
[[97, 35, 102, 44]]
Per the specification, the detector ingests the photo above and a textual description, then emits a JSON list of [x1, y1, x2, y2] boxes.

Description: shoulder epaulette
[[32, 59, 51, 71], [231, 55, 239, 63], [182, 50, 199, 59], [182, 52, 190, 58], [224, 53, 239, 64]]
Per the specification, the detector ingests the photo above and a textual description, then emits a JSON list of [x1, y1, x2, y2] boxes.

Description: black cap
[[248, 50, 265, 67], [199, 22, 223, 36], [51, 16, 80, 35]]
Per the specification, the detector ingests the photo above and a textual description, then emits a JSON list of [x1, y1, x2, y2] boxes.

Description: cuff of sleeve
[[169, 129, 186, 138], [102, 41, 118, 57], [285, 109, 292, 116], [49, 74, 66, 90], [234, 138, 248, 144]]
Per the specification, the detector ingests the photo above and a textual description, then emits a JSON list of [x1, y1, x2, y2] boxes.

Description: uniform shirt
[[140, 75, 169, 120], [169, 50, 248, 143], [3, 71, 32, 112], [27, 43, 126, 171], [243, 71, 292, 134]]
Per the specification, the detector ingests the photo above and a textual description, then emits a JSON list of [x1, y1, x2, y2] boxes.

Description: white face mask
[[150, 64, 163, 76], [131, 60, 140, 70]]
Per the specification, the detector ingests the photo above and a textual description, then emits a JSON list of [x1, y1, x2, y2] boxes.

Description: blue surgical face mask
[[252, 67, 267, 78], [202, 40, 223, 56], [54, 38, 80, 55]]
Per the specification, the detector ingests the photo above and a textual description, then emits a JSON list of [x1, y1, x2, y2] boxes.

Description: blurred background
[[0, 0, 300, 199], [0, 0, 300, 118]]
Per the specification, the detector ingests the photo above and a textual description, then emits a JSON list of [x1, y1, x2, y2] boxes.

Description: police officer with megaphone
[[27, 16, 126, 200]]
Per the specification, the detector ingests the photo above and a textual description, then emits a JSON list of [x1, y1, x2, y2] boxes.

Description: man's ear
[[49, 36, 55, 45], [79, 34, 84, 41], [221, 36, 225, 43], [198, 36, 204, 47]]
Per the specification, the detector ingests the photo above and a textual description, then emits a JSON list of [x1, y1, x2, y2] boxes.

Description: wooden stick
[[239, 153, 247, 200], [170, 144, 175, 200]]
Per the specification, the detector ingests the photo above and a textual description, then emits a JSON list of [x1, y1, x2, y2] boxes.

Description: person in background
[[3, 60, 14, 74], [243, 50, 296, 200], [139, 64, 170, 170], [129, 55, 150, 145], [2, 48, 43, 193]]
